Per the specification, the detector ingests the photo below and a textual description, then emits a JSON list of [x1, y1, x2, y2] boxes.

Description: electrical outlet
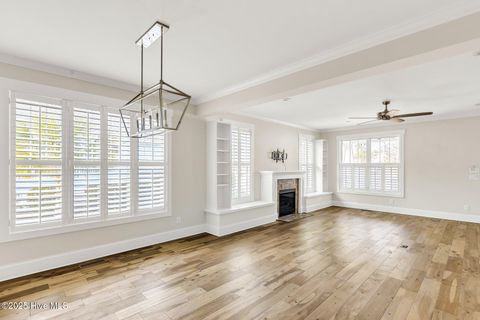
[[388, 199, 395, 205], [176, 217, 182, 224], [464, 204, 470, 211]]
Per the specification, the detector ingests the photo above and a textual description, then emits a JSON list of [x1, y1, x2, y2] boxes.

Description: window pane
[[108, 113, 130, 161], [342, 139, 366, 163], [108, 166, 130, 215], [73, 166, 101, 219], [138, 166, 165, 210], [74, 108, 101, 160], [15, 165, 62, 225], [16, 100, 62, 161], [371, 137, 400, 163]]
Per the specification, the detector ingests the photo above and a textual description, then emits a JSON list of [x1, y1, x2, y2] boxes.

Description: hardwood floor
[[1, 206, 480, 320]]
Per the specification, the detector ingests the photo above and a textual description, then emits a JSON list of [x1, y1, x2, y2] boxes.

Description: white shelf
[[207, 121, 233, 211]]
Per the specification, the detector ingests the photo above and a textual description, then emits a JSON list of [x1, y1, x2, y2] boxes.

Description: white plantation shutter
[[14, 99, 63, 226], [231, 126, 253, 204], [338, 132, 403, 196], [107, 113, 131, 215], [138, 134, 167, 212], [299, 134, 315, 193], [11, 93, 171, 233], [73, 108, 101, 219]]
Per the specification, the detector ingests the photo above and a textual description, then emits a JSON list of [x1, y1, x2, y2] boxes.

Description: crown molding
[[197, 2, 480, 104], [0, 52, 138, 93]]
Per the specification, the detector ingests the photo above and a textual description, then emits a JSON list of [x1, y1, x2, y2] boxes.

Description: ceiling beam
[[196, 11, 480, 116]]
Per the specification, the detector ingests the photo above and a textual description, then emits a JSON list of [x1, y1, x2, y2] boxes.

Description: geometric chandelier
[[120, 21, 191, 138]]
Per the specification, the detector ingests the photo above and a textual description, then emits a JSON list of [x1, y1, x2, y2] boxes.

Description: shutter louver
[[353, 167, 366, 190], [370, 166, 382, 191], [15, 165, 62, 225], [74, 108, 101, 160], [384, 166, 400, 192], [138, 166, 165, 210], [340, 166, 352, 190], [108, 113, 130, 161], [108, 166, 130, 215], [73, 167, 101, 218]]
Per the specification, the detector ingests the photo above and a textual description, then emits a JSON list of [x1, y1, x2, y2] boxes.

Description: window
[[338, 131, 404, 196], [299, 134, 315, 193], [11, 92, 169, 233], [231, 125, 253, 204]]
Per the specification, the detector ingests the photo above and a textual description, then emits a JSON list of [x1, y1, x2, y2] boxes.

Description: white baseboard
[[0, 224, 205, 282], [306, 200, 333, 213], [333, 200, 480, 223], [206, 213, 277, 237]]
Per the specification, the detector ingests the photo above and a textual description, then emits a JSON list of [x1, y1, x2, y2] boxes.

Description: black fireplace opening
[[279, 188, 296, 217]]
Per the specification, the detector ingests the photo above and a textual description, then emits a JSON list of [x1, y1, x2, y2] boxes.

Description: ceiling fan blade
[[386, 109, 400, 116], [392, 112, 433, 118], [348, 117, 377, 119], [358, 119, 381, 126], [390, 118, 405, 123]]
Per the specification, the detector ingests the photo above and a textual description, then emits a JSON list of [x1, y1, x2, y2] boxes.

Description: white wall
[[325, 117, 480, 216]]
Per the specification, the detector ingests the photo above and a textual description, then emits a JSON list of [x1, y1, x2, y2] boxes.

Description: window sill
[[205, 201, 274, 215], [337, 190, 404, 198], [3, 211, 171, 243], [304, 191, 333, 199]]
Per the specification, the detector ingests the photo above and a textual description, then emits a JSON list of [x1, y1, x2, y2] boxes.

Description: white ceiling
[[0, 0, 478, 102], [241, 52, 480, 131]]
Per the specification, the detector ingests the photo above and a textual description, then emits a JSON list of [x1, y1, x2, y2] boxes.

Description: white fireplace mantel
[[259, 171, 306, 215]]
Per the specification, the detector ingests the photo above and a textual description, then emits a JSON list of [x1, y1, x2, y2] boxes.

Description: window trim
[[336, 130, 405, 198], [7, 90, 172, 242]]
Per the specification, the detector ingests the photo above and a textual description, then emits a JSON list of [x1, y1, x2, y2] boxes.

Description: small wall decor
[[271, 148, 288, 163]]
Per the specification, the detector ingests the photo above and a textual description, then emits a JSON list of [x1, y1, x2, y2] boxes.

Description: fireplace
[[279, 189, 296, 217], [276, 178, 299, 217]]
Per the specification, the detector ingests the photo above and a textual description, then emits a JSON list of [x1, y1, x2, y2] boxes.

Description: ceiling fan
[[349, 100, 433, 125]]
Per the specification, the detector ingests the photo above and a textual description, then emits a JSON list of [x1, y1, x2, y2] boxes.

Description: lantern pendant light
[[120, 21, 191, 138]]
